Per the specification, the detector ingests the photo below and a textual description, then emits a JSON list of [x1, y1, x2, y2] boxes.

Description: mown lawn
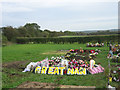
[[2, 44, 119, 88]]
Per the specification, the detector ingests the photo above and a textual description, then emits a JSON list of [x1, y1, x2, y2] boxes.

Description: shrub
[[16, 35, 118, 44]]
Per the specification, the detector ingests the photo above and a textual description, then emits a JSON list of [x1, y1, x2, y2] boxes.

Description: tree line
[[1, 23, 86, 42], [1, 23, 118, 44]]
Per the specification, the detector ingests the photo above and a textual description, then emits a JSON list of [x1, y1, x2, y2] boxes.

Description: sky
[[0, 0, 119, 31]]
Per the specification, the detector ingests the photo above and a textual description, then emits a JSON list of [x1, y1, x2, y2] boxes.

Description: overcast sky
[[1, 0, 118, 31]]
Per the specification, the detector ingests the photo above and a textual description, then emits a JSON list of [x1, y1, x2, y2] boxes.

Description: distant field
[[58, 34, 118, 37], [2, 44, 119, 88]]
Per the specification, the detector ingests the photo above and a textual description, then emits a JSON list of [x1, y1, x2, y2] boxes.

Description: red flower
[[68, 62, 71, 64], [74, 49, 78, 52], [64, 70, 67, 74], [76, 64, 78, 67], [90, 50, 95, 53], [82, 50, 84, 53]]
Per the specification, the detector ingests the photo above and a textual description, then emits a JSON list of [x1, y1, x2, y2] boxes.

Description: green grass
[[2, 44, 119, 88], [58, 34, 118, 38]]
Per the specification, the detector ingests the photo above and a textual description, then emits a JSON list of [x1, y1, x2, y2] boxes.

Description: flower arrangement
[[48, 57, 62, 67], [86, 42, 104, 47], [23, 48, 104, 75], [107, 44, 120, 61]]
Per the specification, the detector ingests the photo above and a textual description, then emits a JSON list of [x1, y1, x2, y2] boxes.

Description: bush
[[2, 35, 8, 45], [16, 35, 118, 44]]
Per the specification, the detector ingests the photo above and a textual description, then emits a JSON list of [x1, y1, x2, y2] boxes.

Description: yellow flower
[[89, 56, 92, 58], [109, 77, 112, 82]]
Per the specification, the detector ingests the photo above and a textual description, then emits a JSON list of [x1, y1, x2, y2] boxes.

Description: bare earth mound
[[2, 61, 30, 71], [42, 50, 69, 55], [16, 81, 95, 89]]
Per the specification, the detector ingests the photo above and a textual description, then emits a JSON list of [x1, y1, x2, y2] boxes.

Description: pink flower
[[119, 68, 120, 70], [71, 65, 73, 67], [80, 64, 85, 67], [73, 66, 76, 69], [38, 61, 41, 63]]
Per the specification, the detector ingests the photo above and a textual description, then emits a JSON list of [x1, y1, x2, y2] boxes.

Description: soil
[[42, 50, 69, 55], [2, 60, 30, 78], [2, 60, 30, 71], [15, 81, 96, 89]]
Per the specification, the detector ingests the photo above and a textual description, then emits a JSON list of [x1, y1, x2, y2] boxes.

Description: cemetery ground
[[2, 44, 119, 88]]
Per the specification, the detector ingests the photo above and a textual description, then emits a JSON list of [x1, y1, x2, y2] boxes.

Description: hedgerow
[[16, 35, 118, 44]]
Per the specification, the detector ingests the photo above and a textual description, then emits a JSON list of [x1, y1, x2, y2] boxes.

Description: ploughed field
[[2, 44, 119, 88]]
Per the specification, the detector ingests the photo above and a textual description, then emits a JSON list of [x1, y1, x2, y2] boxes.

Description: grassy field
[[2, 44, 119, 88], [58, 34, 118, 38]]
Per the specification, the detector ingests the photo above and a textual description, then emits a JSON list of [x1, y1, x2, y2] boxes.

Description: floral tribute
[[107, 44, 120, 82], [107, 44, 120, 61], [22, 48, 104, 75], [86, 42, 104, 47]]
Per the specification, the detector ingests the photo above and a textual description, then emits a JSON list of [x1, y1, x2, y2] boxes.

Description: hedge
[[16, 35, 119, 44]]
